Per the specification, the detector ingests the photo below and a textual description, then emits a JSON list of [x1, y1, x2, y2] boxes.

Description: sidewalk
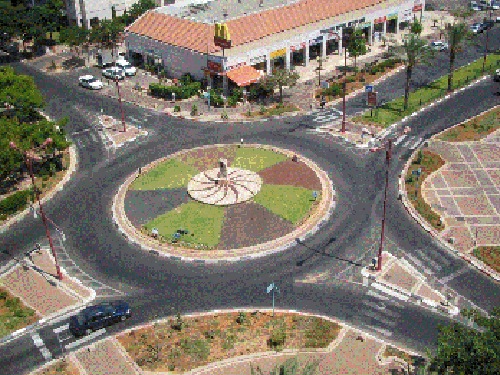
[[0, 247, 95, 345]]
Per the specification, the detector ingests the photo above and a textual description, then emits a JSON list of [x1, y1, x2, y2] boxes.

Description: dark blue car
[[69, 300, 131, 336]]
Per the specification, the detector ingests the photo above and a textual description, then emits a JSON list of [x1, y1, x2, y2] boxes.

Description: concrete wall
[[66, 0, 138, 28], [125, 33, 208, 80]]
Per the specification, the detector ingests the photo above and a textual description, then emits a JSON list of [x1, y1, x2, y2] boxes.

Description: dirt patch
[[218, 202, 295, 249], [175, 146, 239, 172], [31, 359, 80, 375], [258, 160, 322, 191], [116, 311, 342, 373], [0, 287, 39, 338], [473, 246, 500, 273]]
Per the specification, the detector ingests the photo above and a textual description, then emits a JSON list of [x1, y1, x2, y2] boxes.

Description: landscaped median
[[352, 54, 500, 128]]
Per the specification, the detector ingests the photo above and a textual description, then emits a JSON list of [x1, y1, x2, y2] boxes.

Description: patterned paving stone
[[487, 170, 500, 187], [465, 216, 500, 225], [439, 197, 462, 216], [475, 226, 500, 246], [450, 187, 483, 196], [446, 163, 470, 171], [427, 142, 464, 162], [435, 189, 451, 197], [488, 195, 500, 215], [456, 144, 479, 164], [471, 143, 500, 162], [455, 195, 497, 216], [441, 226, 474, 253], [430, 173, 448, 189], [124, 188, 189, 227], [472, 170, 495, 186], [441, 170, 479, 188]]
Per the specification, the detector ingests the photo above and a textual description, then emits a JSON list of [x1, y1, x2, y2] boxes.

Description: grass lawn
[[0, 288, 38, 338], [142, 201, 225, 248], [438, 106, 500, 142], [473, 246, 500, 273], [130, 159, 199, 190], [232, 147, 289, 172], [243, 104, 299, 118], [253, 184, 316, 224], [353, 54, 500, 128], [405, 150, 446, 232]]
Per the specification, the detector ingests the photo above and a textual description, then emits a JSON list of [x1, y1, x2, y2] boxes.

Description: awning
[[226, 65, 262, 87]]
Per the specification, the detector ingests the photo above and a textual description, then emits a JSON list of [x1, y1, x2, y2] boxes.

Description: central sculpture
[[187, 159, 263, 205]]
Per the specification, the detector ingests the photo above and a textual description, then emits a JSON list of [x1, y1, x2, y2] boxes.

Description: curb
[[398, 103, 500, 283], [0, 111, 79, 235], [111, 143, 337, 263]]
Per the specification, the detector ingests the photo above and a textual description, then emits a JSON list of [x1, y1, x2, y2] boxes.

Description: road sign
[[367, 91, 377, 106], [267, 283, 274, 293], [365, 85, 374, 93], [321, 80, 329, 89]]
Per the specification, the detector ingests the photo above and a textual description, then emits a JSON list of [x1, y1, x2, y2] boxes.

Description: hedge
[[149, 81, 202, 100], [0, 190, 31, 217], [322, 83, 342, 97]]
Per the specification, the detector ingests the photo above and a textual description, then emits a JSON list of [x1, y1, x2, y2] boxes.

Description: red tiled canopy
[[226, 65, 262, 86]]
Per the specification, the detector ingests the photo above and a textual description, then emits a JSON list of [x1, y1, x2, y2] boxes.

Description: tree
[[346, 28, 367, 69], [123, 0, 156, 25], [446, 22, 472, 92], [59, 26, 89, 57], [426, 308, 500, 374], [411, 18, 423, 35], [388, 32, 434, 111], [31, 0, 65, 41], [90, 18, 125, 57], [250, 357, 319, 375], [261, 68, 300, 103]]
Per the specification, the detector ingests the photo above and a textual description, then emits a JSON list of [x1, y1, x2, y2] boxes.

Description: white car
[[470, 23, 484, 33], [102, 66, 125, 80], [430, 41, 449, 51], [115, 60, 137, 76], [79, 75, 103, 90], [493, 69, 500, 82], [491, 2, 500, 9]]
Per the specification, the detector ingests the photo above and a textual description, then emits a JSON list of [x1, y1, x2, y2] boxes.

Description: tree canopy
[[346, 29, 367, 68], [261, 68, 300, 103]]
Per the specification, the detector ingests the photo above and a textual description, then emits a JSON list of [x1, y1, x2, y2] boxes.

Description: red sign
[[214, 37, 231, 49], [374, 16, 386, 24], [367, 92, 377, 106], [207, 61, 222, 72], [413, 5, 422, 11]]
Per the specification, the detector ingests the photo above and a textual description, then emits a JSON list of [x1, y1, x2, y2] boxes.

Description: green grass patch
[[438, 107, 500, 142], [232, 148, 288, 172], [353, 54, 500, 128], [143, 201, 225, 248], [405, 150, 446, 232], [244, 104, 299, 118], [304, 317, 341, 348], [473, 246, 500, 274], [0, 288, 37, 338], [253, 184, 315, 224], [130, 159, 199, 190]]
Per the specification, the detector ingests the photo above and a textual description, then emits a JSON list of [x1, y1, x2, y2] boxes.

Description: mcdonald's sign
[[214, 23, 232, 49]]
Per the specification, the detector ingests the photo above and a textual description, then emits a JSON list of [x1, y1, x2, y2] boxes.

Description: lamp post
[[316, 56, 323, 86], [482, 8, 492, 73], [341, 45, 348, 133], [114, 77, 126, 132], [9, 139, 63, 280]]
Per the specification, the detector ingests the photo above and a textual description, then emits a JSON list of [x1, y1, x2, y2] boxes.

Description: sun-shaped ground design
[[119, 145, 334, 258]]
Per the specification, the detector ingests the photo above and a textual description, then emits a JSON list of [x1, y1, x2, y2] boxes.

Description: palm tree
[[446, 22, 472, 92], [389, 32, 434, 111]]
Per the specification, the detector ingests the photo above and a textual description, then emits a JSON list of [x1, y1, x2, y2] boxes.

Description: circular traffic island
[[114, 144, 336, 261]]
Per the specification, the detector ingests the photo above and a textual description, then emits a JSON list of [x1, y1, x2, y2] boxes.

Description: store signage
[[359, 22, 372, 29], [309, 36, 323, 46], [387, 12, 398, 20], [413, 0, 423, 12], [214, 23, 231, 49], [374, 16, 386, 24], [207, 61, 222, 72], [249, 55, 266, 64], [270, 48, 286, 59], [401, 9, 413, 21]]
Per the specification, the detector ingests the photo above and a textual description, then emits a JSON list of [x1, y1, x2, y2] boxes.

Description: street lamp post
[[114, 77, 126, 132], [341, 46, 347, 133], [482, 9, 492, 73], [10, 139, 63, 280], [316, 56, 323, 86]]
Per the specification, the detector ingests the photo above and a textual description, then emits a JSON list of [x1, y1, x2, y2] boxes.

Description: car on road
[[115, 59, 137, 76], [470, 1, 482, 10], [78, 75, 103, 90], [102, 66, 125, 80], [69, 300, 131, 337], [470, 23, 484, 33], [482, 20, 495, 30], [429, 41, 449, 51], [491, 1, 500, 9], [493, 69, 500, 82]]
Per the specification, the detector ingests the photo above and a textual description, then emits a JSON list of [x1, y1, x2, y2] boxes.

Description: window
[[90, 17, 99, 28]]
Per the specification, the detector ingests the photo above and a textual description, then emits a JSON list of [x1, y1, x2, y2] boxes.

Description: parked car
[[69, 301, 131, 337], [491, 1, 500, 9], [470, 1, 482, 10], [78, 75, 103, 90], [102, 66, 125, 80], [470, 23, 484, 33], [429, 41, 449, 51], [494, 69, 500, 82], [115, 59, 137, 76], [482, 20, 495, 30]]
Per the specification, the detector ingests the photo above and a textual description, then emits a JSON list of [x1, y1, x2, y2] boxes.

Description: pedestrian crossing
[[310, 109, 343, 123], [50, 321, 107, 351], [395, 134, 424, 150]]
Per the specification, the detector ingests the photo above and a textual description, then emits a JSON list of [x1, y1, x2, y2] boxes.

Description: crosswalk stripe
[[40, 347, 52, 360], [405, 253, 435, 274], [401, 136, 414, 148], [367, 290, 390, 301], [363, 310, 397, 326], [393, 134, 407, 146], [365, 324, 393, 337], [31, 333, 43, 347], [53, 323, 69, 334], [410, 138, 423, 149], [64, 328, 106, 350], [415, 251, 443, 271]]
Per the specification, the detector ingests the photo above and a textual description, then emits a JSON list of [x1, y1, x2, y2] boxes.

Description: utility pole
[[10, 140, 63, 280], [115, 77, 126, 132], [482, 8, 492, 73], [341, 45, 347, 133]]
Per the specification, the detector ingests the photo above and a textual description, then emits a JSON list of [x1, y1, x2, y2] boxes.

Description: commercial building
[[125, 0, 425, 92], [66, 0, 139, 28]]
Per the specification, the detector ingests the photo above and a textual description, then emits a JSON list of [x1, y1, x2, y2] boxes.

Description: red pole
[[115, 78, 126, 132], [341, 46, 347, 133], [26, 155, 63, 280], [377, 139, 392, 271]]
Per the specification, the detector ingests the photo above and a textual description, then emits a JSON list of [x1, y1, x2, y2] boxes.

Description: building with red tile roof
[[124, 0, 424, 90]]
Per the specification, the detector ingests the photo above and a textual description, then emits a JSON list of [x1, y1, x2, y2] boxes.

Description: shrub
[[268, 325, 286, 350], [236, 312, 247, 324], [171, 312, 185, 331], [190, 104, 198, 116], [180, 72, 195, 86], [259, 105, 266, 114], [322, 83, 342, 97], [0, 190, 31, 216], [221, 111, 228, 120], [174, 105, 181, 112], [227, 95, 238, 107], [209, 89, 224, 107]]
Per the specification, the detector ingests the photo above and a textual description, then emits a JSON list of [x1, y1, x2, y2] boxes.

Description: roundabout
[[113, 144, 336, 262]]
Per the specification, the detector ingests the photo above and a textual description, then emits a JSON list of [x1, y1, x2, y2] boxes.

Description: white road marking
[[365, 324, 393, 337], [40, 347, 52, 360], [413, 251, 443, 271], [401, 136, 414, 148], [31, 332, 43, 347], [363, 300, 386, 310], [393, 134, 407, 146], [53, 323, 69, 334], [372, 283, 410, 302], [90, 133, 97, 142], [64, 328, 106, 350], [405, 253, 434, 274], [363, 310, 397, 326], [367, 290, 390, 301], [439, 267, 469, 284]]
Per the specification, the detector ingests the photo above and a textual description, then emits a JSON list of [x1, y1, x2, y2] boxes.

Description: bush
[[190, 104, 198, 116], [268, 325, 286, 350], [174, 105, 181, 112], [227, 95, 238, 107], [180, 72, 196, 86], [149, 81, 201, 100], [209, 89, 224, 107], [0, 190, 31, 216], [236, 312, 247, 324], [322, 83, 342, 97]]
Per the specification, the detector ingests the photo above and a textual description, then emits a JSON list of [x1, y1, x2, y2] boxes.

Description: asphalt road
[[0, 32, 499, 374]]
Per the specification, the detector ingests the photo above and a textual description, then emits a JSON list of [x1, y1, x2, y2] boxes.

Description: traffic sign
[[365, 85, 374, 93], [367, 91, 377, 106]]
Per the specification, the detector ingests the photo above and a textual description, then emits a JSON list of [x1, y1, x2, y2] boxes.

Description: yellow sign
[[270, 48, 286, 59], [215, 23, 231, 41]]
